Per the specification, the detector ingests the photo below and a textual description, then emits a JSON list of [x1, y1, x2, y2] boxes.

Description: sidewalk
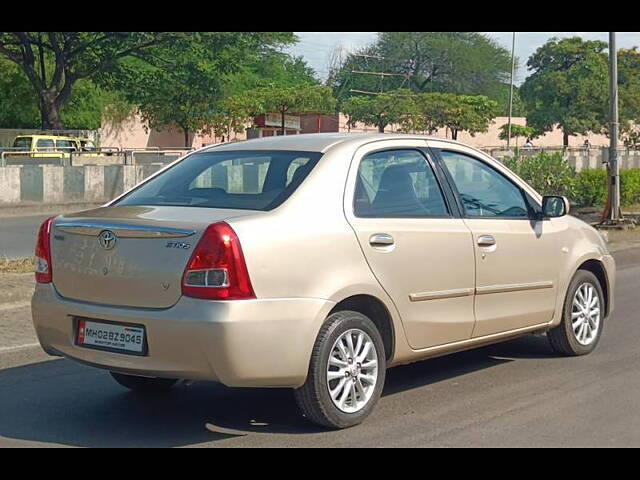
[[0, 202, 103, 219]]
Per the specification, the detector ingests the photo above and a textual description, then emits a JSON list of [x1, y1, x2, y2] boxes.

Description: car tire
[[110, 372, 178, 392], [294, 310, 386, 429], [547, 270, 605, 356]]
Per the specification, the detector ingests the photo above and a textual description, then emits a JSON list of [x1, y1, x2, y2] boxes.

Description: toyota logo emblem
[[97, 230, 117, 250]]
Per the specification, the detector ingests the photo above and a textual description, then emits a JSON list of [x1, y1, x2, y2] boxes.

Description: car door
[[344, 140, 476, 350], [431, 143, 562, 337]]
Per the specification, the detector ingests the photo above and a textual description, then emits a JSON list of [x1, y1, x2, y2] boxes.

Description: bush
[[621, 169, 640, 207], [502, 152, 640, 208], [574, 169, 608, 208], [503, 152, 576, 198]]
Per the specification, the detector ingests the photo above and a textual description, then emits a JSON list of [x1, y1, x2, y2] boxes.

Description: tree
[[520, 37, 609, 146], [342, 89, 415, 133], [106, 33, 298, 146], [249, 84, 336, 134], [209, 93, 259, 142], [405, 93, 499, 139], [0, 57, 39, 128], [0, 56, 131, 130], [400, 92, 455, 133], [618, 47, 640, 147], [0, 33, 183, 129], [499, 123, 536, 147], [329, 32, 514, 107]]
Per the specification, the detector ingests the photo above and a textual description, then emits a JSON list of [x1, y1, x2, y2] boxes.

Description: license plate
[[76, 318, 147, 355]]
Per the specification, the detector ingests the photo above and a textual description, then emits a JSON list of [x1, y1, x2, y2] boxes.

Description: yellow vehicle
[[11, 135, 94, 158], [78, 137, 98, 152]]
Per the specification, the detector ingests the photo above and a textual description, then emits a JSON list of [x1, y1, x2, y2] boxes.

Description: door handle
[[477, 235, 496, 247], [369, 233, 394, 246]]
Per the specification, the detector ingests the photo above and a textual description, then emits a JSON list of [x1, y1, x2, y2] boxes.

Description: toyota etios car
[[32, 133, 615, 429]]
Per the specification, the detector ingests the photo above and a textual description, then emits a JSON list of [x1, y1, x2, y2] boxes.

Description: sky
[[286, 32, 640, 84]]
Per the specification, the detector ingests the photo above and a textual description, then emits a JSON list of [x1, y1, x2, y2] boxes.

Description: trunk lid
[[50, 205, 258, 308]]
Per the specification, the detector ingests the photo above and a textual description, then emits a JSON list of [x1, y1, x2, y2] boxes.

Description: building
[[99, 112, 615, 150]]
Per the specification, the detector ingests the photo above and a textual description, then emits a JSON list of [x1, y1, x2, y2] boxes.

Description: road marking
[[0, 343, 40, 353]]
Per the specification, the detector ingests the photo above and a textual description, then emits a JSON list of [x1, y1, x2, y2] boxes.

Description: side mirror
[[542, 195, 570, 218]]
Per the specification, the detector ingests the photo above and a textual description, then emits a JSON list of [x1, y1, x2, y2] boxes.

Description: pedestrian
[[584, 138, 592, 150], [524, 137, 534, 150]]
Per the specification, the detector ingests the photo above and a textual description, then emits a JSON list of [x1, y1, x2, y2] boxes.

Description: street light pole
[[608, 32, 622, 222], [507, 32, 516, 151]]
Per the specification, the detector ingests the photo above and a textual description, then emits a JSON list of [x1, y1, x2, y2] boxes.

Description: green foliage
[[503, 152, 576, 198], [106, 33, 302, 144], [248, 83, 336, 133], [330, 32, 514, 109], [504, 151, 640, 208], [621, 169, 640, 206], [0, 58, 39, 128], [0, 33, 186, 128], [498, 123, 536, 144], [618, 48, 640, 147], [342, 90, 414, 133], [521, 41, 640, 147], [0, 56, 130, 129], [0, 32, 298, 131], [521, 37, 614, 146], [574, 168, 640, 207], [573, 169, 608, 207], [405, 93, 499, 139], [492, 84, 528, 117]]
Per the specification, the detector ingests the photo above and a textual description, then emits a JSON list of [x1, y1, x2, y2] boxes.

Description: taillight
[[181, 222, 255, 300], [35, 217, 54, 283]]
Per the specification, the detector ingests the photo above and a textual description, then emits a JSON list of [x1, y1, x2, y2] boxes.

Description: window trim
[[352, 147, 454, 219], [433, 148, 534, 221]]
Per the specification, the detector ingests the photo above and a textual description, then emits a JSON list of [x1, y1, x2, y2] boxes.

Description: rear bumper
[[31, 284, 333, 388]]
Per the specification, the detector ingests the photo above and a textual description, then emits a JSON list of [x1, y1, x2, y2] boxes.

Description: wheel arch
[[328, 294, 395, 362], [575, 258, 610, 318]]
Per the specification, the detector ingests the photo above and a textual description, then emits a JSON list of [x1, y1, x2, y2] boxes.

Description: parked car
[[31, 133, 615, 429], [12, 134, 81, 158]]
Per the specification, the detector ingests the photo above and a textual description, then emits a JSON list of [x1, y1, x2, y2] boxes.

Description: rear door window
[[36, 139, 54, 151], [55, 140, 73, 151], [116, 150, 322, 211], [354, 149, 449, 217]]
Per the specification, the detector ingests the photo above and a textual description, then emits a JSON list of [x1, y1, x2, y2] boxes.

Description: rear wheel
[[294, 310, 386, 429], [547, 270, 605, 356], [110, 372, 178, 392]]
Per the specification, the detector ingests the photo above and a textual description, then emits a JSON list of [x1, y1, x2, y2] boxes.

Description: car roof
[[15, 135, 77, 140], [202, 132, 469, 154]]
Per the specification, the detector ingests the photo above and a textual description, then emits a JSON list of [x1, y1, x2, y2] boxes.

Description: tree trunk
[[563, 131, 570, 147], [451, 129, 458, 140], [378, 123, 385, 133], [183, 128, 190, 148], [39, 95, 64, 130], [281, 110, 286, 135]]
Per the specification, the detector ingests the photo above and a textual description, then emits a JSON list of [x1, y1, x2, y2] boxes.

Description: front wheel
[[294, 310, 386, 429], [110, 371, 178, 392], [547, 270, 605, 356]]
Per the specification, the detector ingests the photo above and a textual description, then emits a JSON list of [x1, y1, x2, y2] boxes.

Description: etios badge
[[97, 230, 117, 250]]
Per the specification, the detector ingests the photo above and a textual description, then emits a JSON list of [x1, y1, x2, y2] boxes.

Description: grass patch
[[0, 256, 34, 274]]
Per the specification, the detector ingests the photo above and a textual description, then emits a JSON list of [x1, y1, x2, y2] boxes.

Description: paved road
[[1, 250, 640, 447], [0, 214, 55, 259]]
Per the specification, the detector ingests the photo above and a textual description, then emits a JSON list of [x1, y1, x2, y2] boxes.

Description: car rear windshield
[[115, 149, 323, 211]]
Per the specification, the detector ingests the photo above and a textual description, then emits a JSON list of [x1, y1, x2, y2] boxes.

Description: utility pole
[[506, 32, 516, 151], [607, 32, 622, 223]]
